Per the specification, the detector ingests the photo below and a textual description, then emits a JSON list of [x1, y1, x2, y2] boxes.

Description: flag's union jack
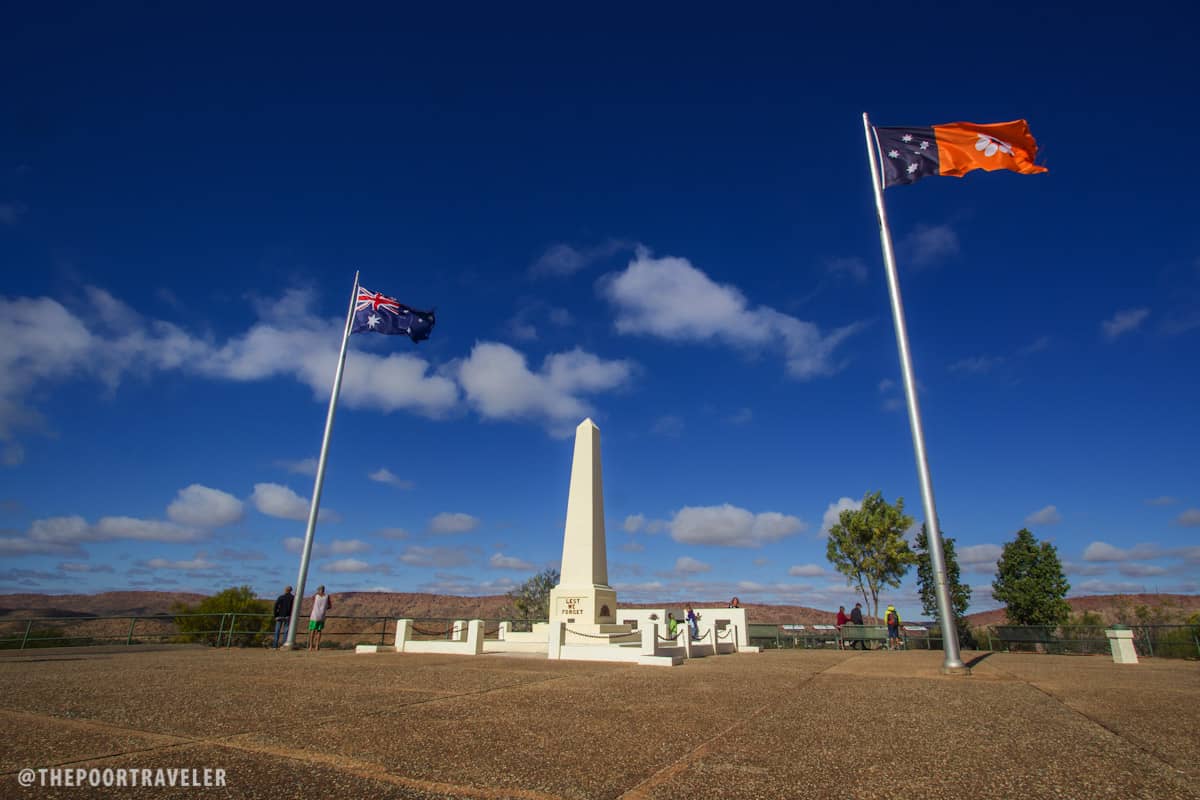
[[356, 288, 403, 315]]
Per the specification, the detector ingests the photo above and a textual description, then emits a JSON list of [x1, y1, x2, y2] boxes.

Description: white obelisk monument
[[548, 418, 629, 640]]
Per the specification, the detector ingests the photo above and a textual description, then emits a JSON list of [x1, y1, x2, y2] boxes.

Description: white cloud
[[251, 483, 337, 522], [1073, 579, 1150, 594], [167, 484, 244, 527], [529, 241, 630, 278], [1101, 307, 1150, 340], [429, 512, 480, 534], [57, 562, 114, 573], [329, 539, 370, 555], [1175, 508, 1200, 527], [669, 504, 805, 548], [1145, 496, 1177, 506], [416, 573, 518, 596], [489, 552, 535, 570], [276, 457, 318, 477], [674, 556, 711, 574], [321, 559, 376, 574], [0, 288, 460, 460], [788, 564, 825, 577], [144, 556, 217, 571], [958, 544, 1003, 574], [94, 517, 204, 542], [1082, 541, 1161, 562], [1118, 563, 1169, 577], [599, 250, 862, 380], [6, 515, 205, 552], [825, 256, 868, 283], [623, 514, 646, 533], [729, 408, 753, 425], [1024, 505, 1062, 526], [821, 497, 862, 535], [901, 224, 959, 267], [282, 537, 368, 557], [368, 468, 414, 490], [457, 342, 634, 434], [400, 546, 475, 568]]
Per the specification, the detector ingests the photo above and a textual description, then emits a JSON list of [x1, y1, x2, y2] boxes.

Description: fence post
[[378, 617, 386, 647], [127, 617, 138, 646], [226, 613, 237, 649], [20, 619, 33, 650]]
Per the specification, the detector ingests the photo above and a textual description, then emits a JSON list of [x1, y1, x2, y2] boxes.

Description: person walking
[[685, 604, 700, 640], [307, 586, 332, 652], [272, 586, 294, 649], [885, 604, 902, 651]]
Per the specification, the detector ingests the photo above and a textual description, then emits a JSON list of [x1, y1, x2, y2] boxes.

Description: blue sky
[[2, 6, 1198, 619]]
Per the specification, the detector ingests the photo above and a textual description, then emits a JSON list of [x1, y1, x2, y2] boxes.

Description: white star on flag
[[901, 134, 913, 142], [367, 313, 382, 328]]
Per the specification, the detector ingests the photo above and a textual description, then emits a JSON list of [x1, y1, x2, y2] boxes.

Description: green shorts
[[308, 620, 325, 632]]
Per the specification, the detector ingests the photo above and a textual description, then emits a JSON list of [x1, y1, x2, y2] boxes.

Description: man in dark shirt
[[272, 587, 294, 649], [849, 602, 865, 650]]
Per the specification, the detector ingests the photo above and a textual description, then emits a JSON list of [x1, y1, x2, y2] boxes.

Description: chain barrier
[[657, 631, 681, 642], [717, 629, 732, 640], [411, 624, 460, 637], [564, 628, 640, 640]]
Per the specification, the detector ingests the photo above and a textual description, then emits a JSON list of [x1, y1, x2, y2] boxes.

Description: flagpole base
[[941, 663, 971, 676]]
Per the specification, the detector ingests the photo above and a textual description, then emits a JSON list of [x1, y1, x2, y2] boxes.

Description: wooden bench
[[839, 624, 890, 650]]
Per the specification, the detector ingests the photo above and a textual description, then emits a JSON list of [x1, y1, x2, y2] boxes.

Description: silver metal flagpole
[[861, 113, 967, 673], [282, 271, 361, 649]]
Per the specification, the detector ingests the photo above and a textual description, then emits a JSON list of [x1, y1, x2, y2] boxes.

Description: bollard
[[1105, 626, 1138, 664]]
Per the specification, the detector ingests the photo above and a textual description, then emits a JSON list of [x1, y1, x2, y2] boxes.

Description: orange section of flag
[[933, 120, 1047, 179]]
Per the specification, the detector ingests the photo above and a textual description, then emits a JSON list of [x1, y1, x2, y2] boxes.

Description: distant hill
[[964, 593, 1200, 627], [1, 591, 1196, 627]]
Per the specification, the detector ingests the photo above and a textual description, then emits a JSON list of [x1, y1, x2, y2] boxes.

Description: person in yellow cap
[[885, 605, 901, 650]]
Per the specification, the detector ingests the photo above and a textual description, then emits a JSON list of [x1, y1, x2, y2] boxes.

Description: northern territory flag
[[873, 120, 1047, 188]]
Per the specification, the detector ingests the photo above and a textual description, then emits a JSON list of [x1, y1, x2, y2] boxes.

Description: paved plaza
[[2, 645, 1197, 799]]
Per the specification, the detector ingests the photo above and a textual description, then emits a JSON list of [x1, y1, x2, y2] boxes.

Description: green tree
[[991, 529, 1071, 626], [506, 568, 559, 620], [914, 523, 971, 639], [172, 585, 271, 644], [826, 491, 917, 622]]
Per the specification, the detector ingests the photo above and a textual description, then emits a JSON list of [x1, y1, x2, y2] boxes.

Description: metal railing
[[981, 624, 1200, 658], [747, 622, 1200, 659], [0, 614, 548, 651]]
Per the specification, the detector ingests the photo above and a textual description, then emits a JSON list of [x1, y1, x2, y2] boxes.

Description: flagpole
[[282, 271, 360, 649], [862, 113, 967, 674]]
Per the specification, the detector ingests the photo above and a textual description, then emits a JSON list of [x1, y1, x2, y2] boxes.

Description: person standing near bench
[[849, 602, 865, 650], [272, 586, 294, 649], [307, 586, 332, 652], [885, 605, 901, 651]]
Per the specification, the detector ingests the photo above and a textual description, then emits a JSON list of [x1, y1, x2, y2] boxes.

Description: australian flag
[[351, 287, 436, 343]]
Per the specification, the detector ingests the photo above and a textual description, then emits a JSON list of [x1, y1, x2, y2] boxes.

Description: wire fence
[[0, 613, 549, 651], [747, 622, 1200, 659]]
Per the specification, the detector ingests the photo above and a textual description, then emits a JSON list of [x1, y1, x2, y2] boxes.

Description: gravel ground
[[1, 646, 1196, 799]]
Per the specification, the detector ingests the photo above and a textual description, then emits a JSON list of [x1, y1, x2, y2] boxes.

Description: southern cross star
[[888, 149, 900, 158], [906, 163, 919, 174], [901, 134, 913, 142]]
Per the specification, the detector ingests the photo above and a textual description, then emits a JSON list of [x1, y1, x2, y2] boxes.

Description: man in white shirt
[[307, 586, 332, 652]]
